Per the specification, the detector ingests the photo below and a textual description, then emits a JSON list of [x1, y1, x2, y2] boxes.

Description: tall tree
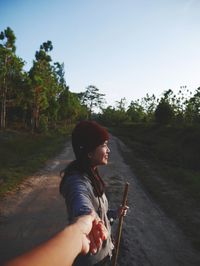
[[0, 27, 24, 129], [154, 90, 175, 125], [140, 93, 157, 122], [81, 85, 106, 118], [29, 41, 56, 131], [115, 97, 127, 111]]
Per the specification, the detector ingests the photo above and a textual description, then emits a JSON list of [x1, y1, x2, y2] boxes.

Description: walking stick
[[112, 182, 129, 266]]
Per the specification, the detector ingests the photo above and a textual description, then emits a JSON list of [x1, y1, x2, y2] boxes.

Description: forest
[[1, 26, 200, 132]]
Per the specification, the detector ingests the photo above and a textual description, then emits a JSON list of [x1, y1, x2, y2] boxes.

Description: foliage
[[80, 85, 106, 118], [155, 100, 174, 125], [111, 122, 200, 171], [127, 100, 145, 122], [58, 87, 88, 123], [99, 98, 129, 126], [140, 93, 157, 121], [0, 27, 24, 129], [29, 40, 57, 131], [1, 26, 200, 132], [0, 27, 93, 131], [184, 87, 200, 124]]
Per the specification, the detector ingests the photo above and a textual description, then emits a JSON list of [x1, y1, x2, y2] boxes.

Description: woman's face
[[88, 140, 110, 168]]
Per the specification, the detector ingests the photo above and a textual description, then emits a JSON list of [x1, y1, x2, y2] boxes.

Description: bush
[[39, 115, 48, 133], [155, 100, 174, 125]]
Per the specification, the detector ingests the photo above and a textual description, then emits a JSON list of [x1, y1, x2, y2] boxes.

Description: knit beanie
[[72, 120, 109, 159]]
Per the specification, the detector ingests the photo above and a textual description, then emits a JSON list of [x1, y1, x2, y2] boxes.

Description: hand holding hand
[[75, 212, 108, 255], [89, 218, 108, 254]]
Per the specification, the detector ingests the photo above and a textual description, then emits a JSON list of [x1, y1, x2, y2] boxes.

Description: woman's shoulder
[[61, 171, 91, 190]]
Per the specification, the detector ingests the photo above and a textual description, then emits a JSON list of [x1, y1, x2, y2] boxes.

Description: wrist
[[64, 224, 83, 255]]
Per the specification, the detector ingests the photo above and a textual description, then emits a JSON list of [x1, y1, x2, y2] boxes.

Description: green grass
[[110, 123, 200, 250], [0, 128, 72, 197]]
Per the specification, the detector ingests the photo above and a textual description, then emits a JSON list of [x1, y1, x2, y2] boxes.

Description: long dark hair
[[59, 158, 105, 197]]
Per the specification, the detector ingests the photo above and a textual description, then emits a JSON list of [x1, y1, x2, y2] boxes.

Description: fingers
[[76, 211, 108, 255], [123, 205, 129, 216], [89, 227, 99, 254], [88, 219, 108, 255], [97, 221, 108, 241], [118, 205, 129, 217]]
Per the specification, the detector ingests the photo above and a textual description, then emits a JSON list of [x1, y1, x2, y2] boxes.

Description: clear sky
[[1, 0, 200, 107]]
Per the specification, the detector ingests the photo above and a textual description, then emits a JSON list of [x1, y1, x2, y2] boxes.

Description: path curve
[[0, 135, 200, 265]]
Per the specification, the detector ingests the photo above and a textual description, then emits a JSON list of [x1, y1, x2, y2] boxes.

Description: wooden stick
[[112, 182, 129, 266]]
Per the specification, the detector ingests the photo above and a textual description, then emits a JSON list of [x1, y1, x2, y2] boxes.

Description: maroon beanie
[[72, 120, 109, 159]]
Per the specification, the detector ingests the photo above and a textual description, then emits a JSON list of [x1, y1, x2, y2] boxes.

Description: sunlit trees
[[58, 87, 88, 124], [29, 41, 59, 131], [0, 27, 24, 129], [2, 26, 200, 132]]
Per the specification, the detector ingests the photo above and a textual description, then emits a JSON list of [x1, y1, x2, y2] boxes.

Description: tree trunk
[[1, 55, 8, 129], [32, 106, 40, 131], [0, 90, 6, 129]]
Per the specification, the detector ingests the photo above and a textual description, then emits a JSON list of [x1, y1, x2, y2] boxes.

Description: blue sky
[[1, 0, 200, 107]]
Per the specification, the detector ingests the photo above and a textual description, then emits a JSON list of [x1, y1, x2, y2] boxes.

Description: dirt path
[[0, 135, 200, 265]]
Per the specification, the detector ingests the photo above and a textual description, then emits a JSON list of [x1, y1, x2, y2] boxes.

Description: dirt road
[[0, 135, 200, 265]]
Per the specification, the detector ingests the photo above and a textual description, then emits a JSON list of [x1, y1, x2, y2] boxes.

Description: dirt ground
[[0, 135, 200, 265]]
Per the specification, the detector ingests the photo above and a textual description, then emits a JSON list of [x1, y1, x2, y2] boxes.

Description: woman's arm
[[63, 175, 95, 219]]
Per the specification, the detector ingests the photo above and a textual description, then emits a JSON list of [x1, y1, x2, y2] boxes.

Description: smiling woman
[[59, 120, 128, 266], [88, 141, 110, 168]]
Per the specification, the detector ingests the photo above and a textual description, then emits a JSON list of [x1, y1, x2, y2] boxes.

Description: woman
[[60, 120, 127, 266]]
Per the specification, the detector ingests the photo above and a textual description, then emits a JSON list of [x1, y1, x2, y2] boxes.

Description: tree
[[29, 41, 58, 131], [155, 100, 174, 125], [13, 72, 32, 127], [184, 87, 200, 124], [81, 85, 106, 118], [127, 100, 145, 122], [0, 27, 24, 129], [140, 93, 157, 122], [58, 87, 88, 124], [44, 62, 66, 128], [115, 97, 127, 112], [99, 106, 116, 125]]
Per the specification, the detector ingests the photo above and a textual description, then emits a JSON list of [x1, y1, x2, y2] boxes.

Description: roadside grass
[[0, 127, 72, 197], [110, 123, 200, 251]]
